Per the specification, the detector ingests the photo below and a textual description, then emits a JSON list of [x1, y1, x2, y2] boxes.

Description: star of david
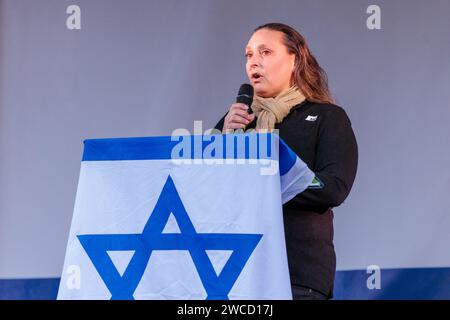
[[77, 175, 262, 300]]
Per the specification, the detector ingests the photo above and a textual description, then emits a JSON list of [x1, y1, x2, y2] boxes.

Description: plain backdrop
[[1, 0, 450, 279]]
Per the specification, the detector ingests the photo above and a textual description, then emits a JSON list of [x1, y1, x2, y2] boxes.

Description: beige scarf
[[251, 86, 306, 131]]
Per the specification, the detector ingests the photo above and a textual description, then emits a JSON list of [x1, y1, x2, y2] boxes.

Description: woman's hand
[[222, 103, 255, 133]]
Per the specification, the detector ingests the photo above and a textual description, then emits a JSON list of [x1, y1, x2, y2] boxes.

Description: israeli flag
[[57, 133, 314, 300]]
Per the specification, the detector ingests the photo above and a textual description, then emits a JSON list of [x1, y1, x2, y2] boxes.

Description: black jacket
[[214, 100, 358, 297]]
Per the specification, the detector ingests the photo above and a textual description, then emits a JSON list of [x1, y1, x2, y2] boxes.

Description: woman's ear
[[291, 54, 297, 72], [290, 56, 298, 86]]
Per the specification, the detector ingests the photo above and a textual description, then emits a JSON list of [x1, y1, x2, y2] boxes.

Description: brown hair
[[254, 23, 334, 104]]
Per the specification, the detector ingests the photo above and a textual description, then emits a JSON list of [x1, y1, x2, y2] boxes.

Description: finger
[[230, 103, 251, 112], [227, 122, 246, 130], [231, 109, 254, 121], [230, 113, 252, 125], [224, 113, 249, 126]]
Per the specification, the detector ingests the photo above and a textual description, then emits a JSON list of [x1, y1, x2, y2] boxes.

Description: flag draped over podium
[[58, 133, 315, 300]]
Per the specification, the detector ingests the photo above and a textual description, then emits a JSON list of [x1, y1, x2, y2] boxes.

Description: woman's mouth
[[251, 73, 263, 83]]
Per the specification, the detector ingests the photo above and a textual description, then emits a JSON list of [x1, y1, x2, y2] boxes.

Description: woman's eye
[[245, 53, 252, 59], [262, 50, 271, 56]]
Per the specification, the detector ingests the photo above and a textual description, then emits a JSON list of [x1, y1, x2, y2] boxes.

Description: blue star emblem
[[77, 175, 262, 300]]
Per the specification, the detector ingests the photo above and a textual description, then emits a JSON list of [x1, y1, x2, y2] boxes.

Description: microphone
[[236, 84, 254, 131]]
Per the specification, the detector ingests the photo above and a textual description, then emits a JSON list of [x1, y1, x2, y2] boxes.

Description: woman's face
[[245, 29, 296, 98]]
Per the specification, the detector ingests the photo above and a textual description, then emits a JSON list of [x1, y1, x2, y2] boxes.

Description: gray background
[[1, 0, 450, 279]]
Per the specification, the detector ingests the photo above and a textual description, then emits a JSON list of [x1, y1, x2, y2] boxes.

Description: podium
[[57, 133, 314, 300]]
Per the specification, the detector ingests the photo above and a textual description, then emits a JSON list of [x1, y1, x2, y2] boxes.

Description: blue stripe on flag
[[81, 134, 298, 173], [83, 136, 178, 161], [278, 137, 298, 176], [82, 134, 273, 161]]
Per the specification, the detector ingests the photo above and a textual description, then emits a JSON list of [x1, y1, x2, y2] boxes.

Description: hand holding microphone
[[222, 84, 255, 134]]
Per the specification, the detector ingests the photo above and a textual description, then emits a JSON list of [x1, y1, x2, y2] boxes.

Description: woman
[[215, 23, 358, 300]]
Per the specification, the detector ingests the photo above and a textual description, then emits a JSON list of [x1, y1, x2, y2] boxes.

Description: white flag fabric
[[57, 133, 314, 300]]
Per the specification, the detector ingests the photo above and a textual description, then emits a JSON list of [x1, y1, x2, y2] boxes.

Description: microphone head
[[236, 84, 254, 113]]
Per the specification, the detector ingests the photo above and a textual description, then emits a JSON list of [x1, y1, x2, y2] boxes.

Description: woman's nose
[[248, 55, 261, 69]]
